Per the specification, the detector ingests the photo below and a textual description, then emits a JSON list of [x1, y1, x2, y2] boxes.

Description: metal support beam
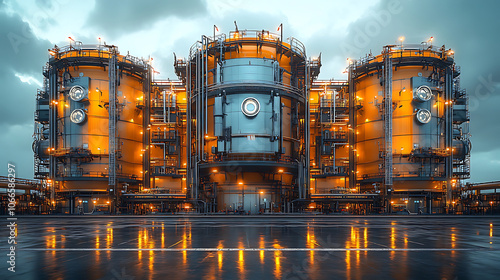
[[445, 66, 454, 211], [143, 65, 151, 190], [383, 50, 393, 211], [348, 64, 356, 189], [304, 59, 310, 200], [108, 54, 117, 207], [48, 66, 57, 202]]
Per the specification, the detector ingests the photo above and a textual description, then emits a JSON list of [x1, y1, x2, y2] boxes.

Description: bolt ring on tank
[[241, 97, 260, 117]]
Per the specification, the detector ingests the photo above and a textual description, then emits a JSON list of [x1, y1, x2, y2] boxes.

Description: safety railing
[[209, 153, 296, 164], [58, 170, 139, 180], [360, 170, 446, 180], [319, 98, 348, 108], [52, 43, 149, 68]]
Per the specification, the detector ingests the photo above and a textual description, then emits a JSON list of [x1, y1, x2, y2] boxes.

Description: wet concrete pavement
[[1, 215, 499, 279]]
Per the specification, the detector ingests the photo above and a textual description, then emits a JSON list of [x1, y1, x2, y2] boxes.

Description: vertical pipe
[[304, 57, 310, 200], [205, 37, 208, 138], [280, 97, 283, 155], [383, 50, 393, 213], [143, 66, 151, 190], [49, 66, 57, 203], [348, 63, 356, 189], [446, 66, 454, 211], [163, 90, 166, 123], [186, 60, 192, 198]]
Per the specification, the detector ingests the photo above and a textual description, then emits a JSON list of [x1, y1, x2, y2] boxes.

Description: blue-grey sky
[[1, 0, 499, 182]]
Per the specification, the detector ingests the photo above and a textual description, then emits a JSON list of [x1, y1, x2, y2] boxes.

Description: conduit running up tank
[[34, 42, 151, 213], [178, 29, 320, 212]]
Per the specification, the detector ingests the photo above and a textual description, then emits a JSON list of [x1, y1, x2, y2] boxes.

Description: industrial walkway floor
[[3, 216, 500, 279]]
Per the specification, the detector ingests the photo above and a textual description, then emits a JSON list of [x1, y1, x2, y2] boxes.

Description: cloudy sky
[[1, 0, 499, 183]]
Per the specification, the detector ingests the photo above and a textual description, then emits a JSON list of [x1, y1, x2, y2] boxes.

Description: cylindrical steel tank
[[186, 30, 309, 212], [350, 43, 462, 213], [46, 43, 150, 209]]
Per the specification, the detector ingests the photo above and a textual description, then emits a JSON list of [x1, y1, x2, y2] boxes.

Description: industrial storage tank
[[349, 42, 470, 213], [35, 42, 151, 213], [179, 27, 319, 212]]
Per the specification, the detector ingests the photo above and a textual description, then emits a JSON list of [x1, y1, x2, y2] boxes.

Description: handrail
[[353, 43, 452, 68], [188, 30, 306, 61], [0, 176, 40, 186], [189, 80, 304, 97], [360, 170, 446, 180], [58, 171, 139, 180], [51, 44, 150, 68], [209, 153, 296, 164]]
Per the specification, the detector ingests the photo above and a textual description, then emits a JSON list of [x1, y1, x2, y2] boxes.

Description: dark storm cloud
[[0, 8, 52, 177], [0, 9, 52, 125], [151, 11, 288, 79], [86, 0, 207, 39]]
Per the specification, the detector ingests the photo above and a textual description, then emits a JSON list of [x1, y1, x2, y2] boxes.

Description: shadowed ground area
[[2, 216, 500, 279]]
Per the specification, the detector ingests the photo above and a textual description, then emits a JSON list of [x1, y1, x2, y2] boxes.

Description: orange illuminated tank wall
[[351, 45, 456, 192], [48, 44, 149, 193]]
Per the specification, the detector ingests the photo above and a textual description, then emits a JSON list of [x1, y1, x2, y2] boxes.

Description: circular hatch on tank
[[69, 85, 87, 102], [414, 85, 432, 102], [416, 109, 432, 124], [241, 97, 260, 117], [70, 109, 86, 124]]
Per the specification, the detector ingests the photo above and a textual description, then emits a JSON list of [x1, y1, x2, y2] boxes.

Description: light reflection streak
[[95, 234, 100, 262], [259, 235, 265, 264], [364, 227, 368, 256], [149, 224, 155, 272], [307, 227, 315, 265], [238, 241, 245, 276], [273, 242, 282, 279], [390, 221, 396, 261], [161, 223, 165, 248], [106, 222, 113, 259], [217, 240, 224, 270], [138, 229, 143, 265], [182, 227, 188, 264], [451, 227, 456, 257]]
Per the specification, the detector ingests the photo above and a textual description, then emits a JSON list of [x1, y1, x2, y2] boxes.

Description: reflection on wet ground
[[2, 216, 500, 279]]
